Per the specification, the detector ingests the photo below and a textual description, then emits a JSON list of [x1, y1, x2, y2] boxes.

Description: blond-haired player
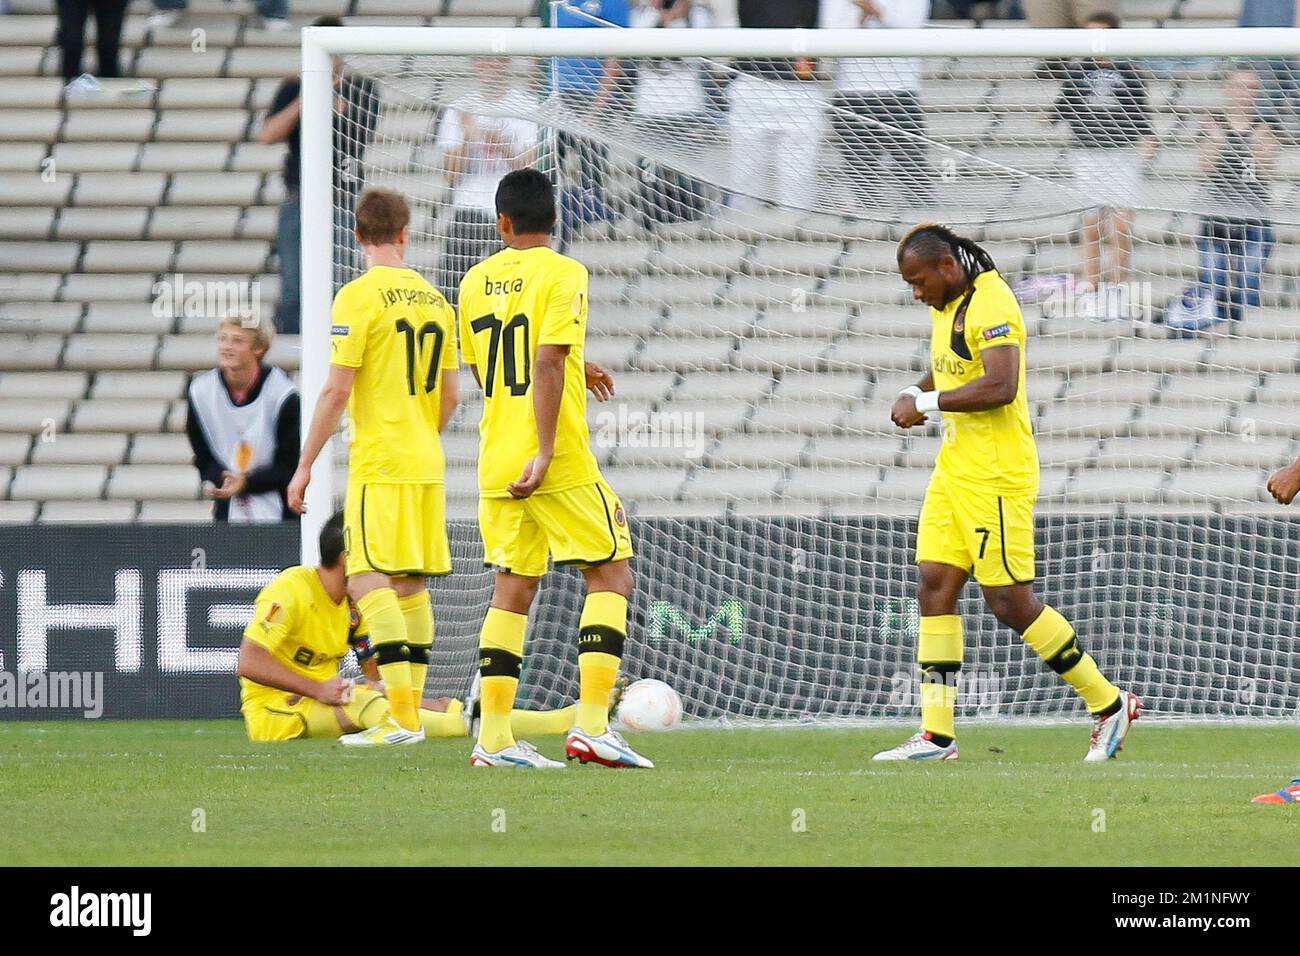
[[457, 168, 651, 769], [288, 187, 457, 746]]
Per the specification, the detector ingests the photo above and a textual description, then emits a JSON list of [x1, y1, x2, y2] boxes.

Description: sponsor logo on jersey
[[331, 325, 349, 335], [934, 354, 969, 376], [982, 323, 1011, 341]]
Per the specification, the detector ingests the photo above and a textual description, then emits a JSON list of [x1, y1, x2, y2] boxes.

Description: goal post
[[299, 24, 1300, 722]]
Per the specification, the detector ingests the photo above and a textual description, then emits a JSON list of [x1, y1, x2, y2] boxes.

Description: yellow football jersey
[[239, 566, 352, 707], [331, 265, 459, 483], [458, 245, 601, 498], [928, 270, 1039, 494]]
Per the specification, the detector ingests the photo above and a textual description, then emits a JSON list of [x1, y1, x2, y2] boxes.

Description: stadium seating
[[0, 0, 1296, 521]]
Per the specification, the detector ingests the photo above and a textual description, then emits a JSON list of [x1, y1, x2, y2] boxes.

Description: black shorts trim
[[357, 485, 451, 578], [593, 483, 620, 565], [996, 496, 1035, 586]]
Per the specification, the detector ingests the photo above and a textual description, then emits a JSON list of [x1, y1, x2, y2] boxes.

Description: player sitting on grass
[[877, 223, 1141, 763], [457, 168, 650, 770], [237, 511, 586, 743]]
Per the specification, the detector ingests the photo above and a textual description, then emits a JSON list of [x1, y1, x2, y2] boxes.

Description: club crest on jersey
[[614, 505, 627, 528], [982, 323, 1011, 341]]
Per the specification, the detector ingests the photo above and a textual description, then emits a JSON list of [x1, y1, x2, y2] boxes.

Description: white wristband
[[898, 386, 922, 400], [915, 391, 941, 415]]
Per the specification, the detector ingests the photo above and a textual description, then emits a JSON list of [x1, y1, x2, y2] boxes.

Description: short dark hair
[[495, 168, 556, 234], [320, 510, 346, 569], [1085, 10, 1120, 28]]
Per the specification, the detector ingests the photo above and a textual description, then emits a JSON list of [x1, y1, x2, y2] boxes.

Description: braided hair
[[896, 223, 997, 280]]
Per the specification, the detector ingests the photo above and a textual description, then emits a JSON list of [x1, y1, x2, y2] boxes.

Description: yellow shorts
[[344, 481, 451, 578], [241, 686, 389, 742], [479, 479, 634, 578], [916, 474, 1036, 587]]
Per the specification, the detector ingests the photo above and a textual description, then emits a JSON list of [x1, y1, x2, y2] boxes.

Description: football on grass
[[617, 679, 683, 732]]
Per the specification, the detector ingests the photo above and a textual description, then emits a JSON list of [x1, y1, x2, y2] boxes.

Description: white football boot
[[469, 740, 565, 769], [339, 716, 425, 747], [1084, 690, 1142, 762], [461, 671, 481, 739], [565, 727, 654, 768], [871, 730, 959, 761]]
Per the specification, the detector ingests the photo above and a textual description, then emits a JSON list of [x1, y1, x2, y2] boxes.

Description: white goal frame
[[298, 25, 1300, 563]]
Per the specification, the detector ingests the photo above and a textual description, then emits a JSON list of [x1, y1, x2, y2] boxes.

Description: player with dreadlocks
[[873, 223, 1141, 763]]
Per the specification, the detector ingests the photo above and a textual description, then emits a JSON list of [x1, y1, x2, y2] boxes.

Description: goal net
[[302, 25, 1300, 723]]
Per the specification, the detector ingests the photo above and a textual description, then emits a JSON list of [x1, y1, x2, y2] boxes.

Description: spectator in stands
[[821, 0, 932, 208], [55, 0, 129, 90], [1240, 0, 1300, 141], [148, 0, 289, 31], [259, 16, 379, 335], [187, 315, 300, 524], [1197, 63, 1278, 325], [434, 57, 539, 305], [627, 0, 718, 229], [729, 0, 825, 210], [549, 0, 632, 230], [1047, 11, 1155, 314], [1023, 0, 1114, 27]]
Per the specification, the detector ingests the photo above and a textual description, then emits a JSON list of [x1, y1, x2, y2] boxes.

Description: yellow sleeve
[[537, 261, 587, 348], [330, 283, 371, 369], [968, 284, 1023, 357], [441, 300, 460, 370], [458, 284, 478, 369], [242, 578, 300, 654]]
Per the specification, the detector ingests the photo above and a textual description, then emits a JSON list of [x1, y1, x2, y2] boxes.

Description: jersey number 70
[[470, 313, 532, 398]]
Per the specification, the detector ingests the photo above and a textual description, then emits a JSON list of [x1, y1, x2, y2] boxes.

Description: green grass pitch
[[2, 721, 1298, 866]]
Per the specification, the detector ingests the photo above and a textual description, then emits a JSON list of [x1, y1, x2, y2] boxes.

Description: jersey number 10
[[394, 319, 446, 396]]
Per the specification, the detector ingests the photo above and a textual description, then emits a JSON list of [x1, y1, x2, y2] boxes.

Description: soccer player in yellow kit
[[876, 223, 1141, 763], [288, 187, 458, 746], [239, 511, 584, 742], [457, 168, 651, 769]]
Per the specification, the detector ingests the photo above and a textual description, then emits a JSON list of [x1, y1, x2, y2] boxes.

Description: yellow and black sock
[[1022, 605, 1120, 715], [575, 591, 626, 737], [400, 590, 433, 707], [919, 614, 963, 745], [477, 607, 527, 753], [356, 588, 418, 731]]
